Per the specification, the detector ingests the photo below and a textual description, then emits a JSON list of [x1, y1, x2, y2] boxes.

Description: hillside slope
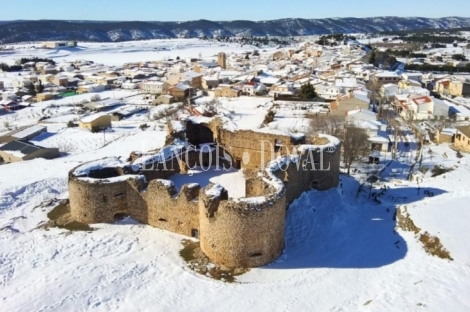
[[0, 16, 470, 43]]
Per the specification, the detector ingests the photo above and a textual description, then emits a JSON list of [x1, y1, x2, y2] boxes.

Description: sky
[[0, 0, 468, 21]]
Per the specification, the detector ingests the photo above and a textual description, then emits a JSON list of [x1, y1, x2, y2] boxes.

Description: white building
[[140, 81, 168, 94]]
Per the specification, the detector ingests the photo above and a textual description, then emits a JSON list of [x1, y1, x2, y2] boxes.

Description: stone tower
[[218, 52, 226, 69]]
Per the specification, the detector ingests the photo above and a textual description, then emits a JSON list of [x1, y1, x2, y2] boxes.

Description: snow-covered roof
[[80, 112, 110, 123], [12, 125, 46, 139]]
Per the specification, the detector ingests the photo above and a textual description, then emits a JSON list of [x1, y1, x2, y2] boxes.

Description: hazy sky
[[0, 0, 468, 21]]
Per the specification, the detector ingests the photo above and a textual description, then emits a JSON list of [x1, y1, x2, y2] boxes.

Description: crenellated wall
[[144, 180, 200, 237]]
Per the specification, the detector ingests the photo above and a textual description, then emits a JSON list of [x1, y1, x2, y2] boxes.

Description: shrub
[[418, 166, 428, 174], [263, 109, 276, 125], [139, 123, 150, 131], [431, 165, 452, 177], [3, 120, 11, 130]]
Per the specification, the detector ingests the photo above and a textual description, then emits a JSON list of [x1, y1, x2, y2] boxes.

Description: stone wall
[[218, 129, 303, 170], [198, 184, 286, 268], [69, 175, 148, 224], [67, 120, 341, 269], [144, 180, 201, 237]]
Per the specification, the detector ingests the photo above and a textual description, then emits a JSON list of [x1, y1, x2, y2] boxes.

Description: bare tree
[[57, 142, 75, 154], [308, 115, 345, 139], [205, 98, 222, 115], [342, 126, 370, 174], [90, 94, 101, 102], [3, 120, 11, 130]]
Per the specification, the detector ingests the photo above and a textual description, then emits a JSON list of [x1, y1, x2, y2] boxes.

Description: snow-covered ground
[[0, 39, 275, 67], [1, 96, 470, 311], [2, 141, 470, 311]]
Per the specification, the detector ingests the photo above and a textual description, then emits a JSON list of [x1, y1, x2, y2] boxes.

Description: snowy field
[[1, 137, 470, 311], [0, 39, 275, 66]]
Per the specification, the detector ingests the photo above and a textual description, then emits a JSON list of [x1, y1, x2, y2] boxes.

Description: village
[[0, 37, 470, 165], [1, 33, 470, 310]]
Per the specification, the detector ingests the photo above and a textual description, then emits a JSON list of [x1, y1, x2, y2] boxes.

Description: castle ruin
[[68, 117, 341, 268]]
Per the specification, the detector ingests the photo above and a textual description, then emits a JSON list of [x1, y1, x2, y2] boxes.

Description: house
[[77, 83, 106, 94], [78, 113, 112, 131], [214, 85, 241, 98], [372, 71, 400, 85], [242, 82, 267, 96], [153, 94, 175, 105], [41, 41, 76, 49], [42, 64, 59, 75], [0, 140, 59, 163], [84, 99, 123, 112], [346, 109, 377, 125], [36, 92, 54, 102], [51, 75, 69, 87], [411, 96, 434, 120], [435, 128, 456, 144], [11, 125, 47, 141], [242, 82, 256, 95], [315, 84, 342, 101], [21, 95, 33, 103], [0, 100, 20, 111], [436, 79, 470, 97], [182, 71, 203, 89], [110, 107, 142, 121], [84, 76, 117, 85], [168, 83, 191, 101], [331, 91, 370, 116], [167, 71, 203, 89], [202, 76, 220, 90], [269, 82, 293, 96], [454, 126, 470, 152], [121, 81, 139, 90], [140, 81, 168, 94]]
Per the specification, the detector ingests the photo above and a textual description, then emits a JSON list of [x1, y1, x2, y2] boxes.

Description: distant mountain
[[0, 17, 469, 44]]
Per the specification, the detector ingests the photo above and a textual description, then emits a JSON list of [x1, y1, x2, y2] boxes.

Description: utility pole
[[393, 126, 399, 159]]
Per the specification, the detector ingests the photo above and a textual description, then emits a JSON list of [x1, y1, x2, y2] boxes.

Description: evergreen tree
[[369, 50, 376, 65], [35, 80, 44, 94], [299, 82, 317, 100], [27, 83, 36, 96]]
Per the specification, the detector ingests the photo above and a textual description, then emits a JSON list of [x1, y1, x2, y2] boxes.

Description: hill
[[0, 16, 470, 43]]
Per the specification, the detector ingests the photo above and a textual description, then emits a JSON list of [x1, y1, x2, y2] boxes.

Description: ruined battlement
[[67, 116, 341, 268]]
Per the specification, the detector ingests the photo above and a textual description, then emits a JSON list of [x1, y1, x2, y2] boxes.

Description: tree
[[245, 54, 250, 60], [427, 148, 434, 161], [90, 94, 101, 101], [205, 98, 221, 114], [176, 56, 180, 60], [452, 54, 467, 61], [299, 82, 317, 100], [139, 123, 150, 131], [35, 80, 44, 94], [368, 50, 376, 65], [27, 83, 36, 96], [308, 115, 344, 139], [342, 127, 370, 174]]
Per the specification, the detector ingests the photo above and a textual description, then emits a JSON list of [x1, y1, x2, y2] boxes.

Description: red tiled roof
[[412, 96, 432, 105]]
